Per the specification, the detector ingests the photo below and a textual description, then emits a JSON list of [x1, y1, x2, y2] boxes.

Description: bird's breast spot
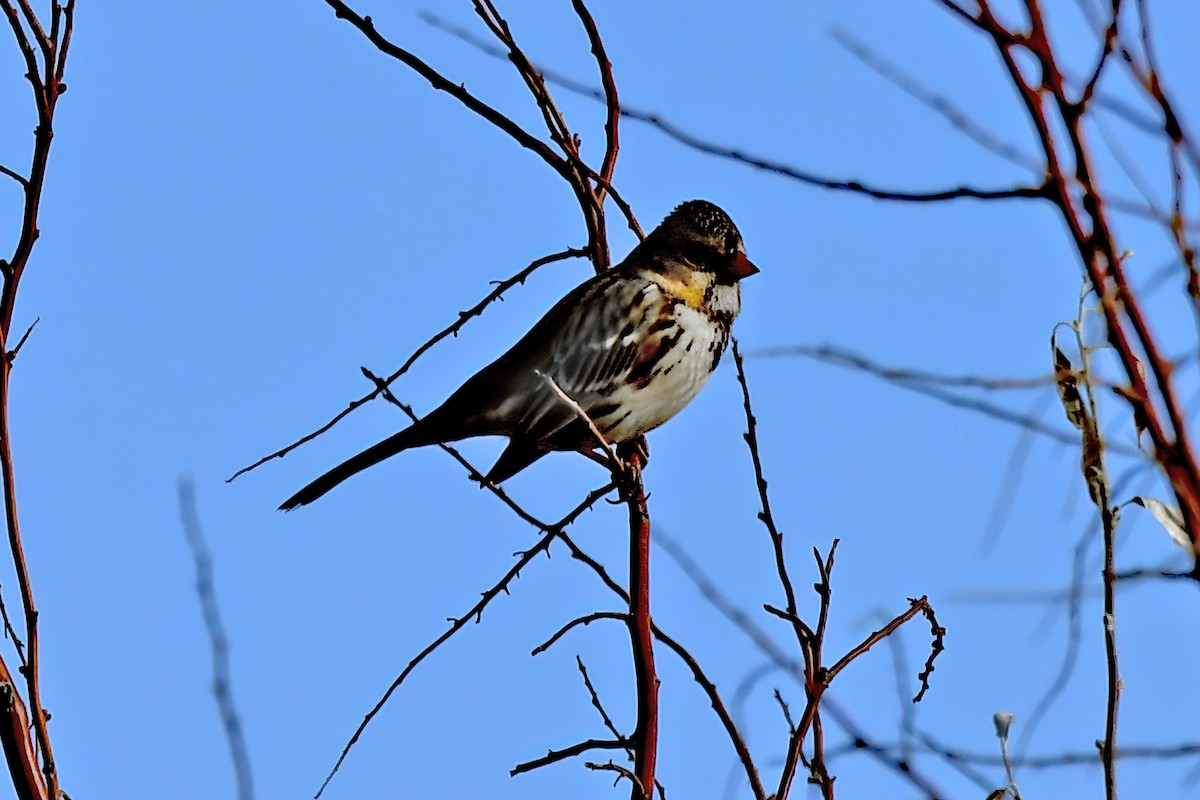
[[652, 274, 707, 311]]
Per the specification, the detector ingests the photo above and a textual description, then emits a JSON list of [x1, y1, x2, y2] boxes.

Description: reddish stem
[[624, 460, 657, 799], [0, 3, 73, 797], [0, 653, 44, 800]]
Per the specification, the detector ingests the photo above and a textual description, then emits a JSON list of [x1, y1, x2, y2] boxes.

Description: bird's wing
[[516, 274, 667, 444], [547, 278, 659, 391], [434, 269, 667, 448]]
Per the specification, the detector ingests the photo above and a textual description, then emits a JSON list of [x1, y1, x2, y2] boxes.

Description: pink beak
[[729, 251, 760, 280]]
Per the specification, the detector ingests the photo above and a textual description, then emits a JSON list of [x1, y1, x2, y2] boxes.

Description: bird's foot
[[616, 436, 649, 470]]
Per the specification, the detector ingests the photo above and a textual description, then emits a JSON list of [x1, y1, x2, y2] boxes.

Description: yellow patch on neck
[[650, 272, 709, 312]]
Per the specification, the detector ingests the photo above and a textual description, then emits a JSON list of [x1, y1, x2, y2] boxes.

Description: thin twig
[[920, 729, 1200, 767], [546, 533, 766, 800], [228, 248, 584, 482], [830, 27, 1040, 172], [731, 340, 806, 652], [653, 626, 766, 800], [655, 531, 948, 799], [538, 371, 621, 470], [826, 597, 930, 686], [313, 480, 614, 799], [0, 165, 26, 187], [421, 10, 1051, 206], [511, 738, 630, 776], [178, 479, 254, 800], [586, 760, 647, 797], [5, 317, 37, 364], [532, 611, 627, 656], [575, 657, 633, 761], [751, 342, 1145, 457], [321, 1, 576, 188]]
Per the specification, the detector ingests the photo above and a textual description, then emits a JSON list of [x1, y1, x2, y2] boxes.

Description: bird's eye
[[724, 232, 740, 256]]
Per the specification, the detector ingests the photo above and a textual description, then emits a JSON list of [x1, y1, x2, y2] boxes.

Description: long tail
[[279, 423, 443, 511]]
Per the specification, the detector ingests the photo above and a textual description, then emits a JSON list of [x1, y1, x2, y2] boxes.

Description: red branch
[[620, 456, 657, 799], [941, 0, 1200, 570], [0, 2, 74, 798], [0, 659, 44, 800], [538, 542, 765, 800]]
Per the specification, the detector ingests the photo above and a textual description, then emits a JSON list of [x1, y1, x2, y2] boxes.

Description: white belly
[[599, 304, 726, 441]]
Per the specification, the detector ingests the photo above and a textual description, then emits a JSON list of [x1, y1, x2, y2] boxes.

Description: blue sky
[[2, 1, 1198, 798]]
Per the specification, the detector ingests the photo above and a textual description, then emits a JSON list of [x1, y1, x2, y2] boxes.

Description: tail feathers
[[279, 423, 441, 511], [483, 438, 548, 485]]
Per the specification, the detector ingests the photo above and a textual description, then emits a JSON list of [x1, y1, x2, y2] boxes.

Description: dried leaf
[[1130, 496, 1193, 555], [1052, 342, 1105, 505], [1081, 429, 1105, 507], [1053, 346, 1087, 430]]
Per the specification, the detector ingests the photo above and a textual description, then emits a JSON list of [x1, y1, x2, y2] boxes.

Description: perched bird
[[280, 200, 758, 510]]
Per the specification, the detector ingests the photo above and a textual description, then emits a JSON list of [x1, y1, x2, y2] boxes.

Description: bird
[[280, 199, 758, 510]]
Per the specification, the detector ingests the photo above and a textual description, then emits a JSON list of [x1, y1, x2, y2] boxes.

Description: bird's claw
[[616, 436, 649, 470]]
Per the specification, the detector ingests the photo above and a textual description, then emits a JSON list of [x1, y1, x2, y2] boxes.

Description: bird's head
[[646, 200, 759, 284]]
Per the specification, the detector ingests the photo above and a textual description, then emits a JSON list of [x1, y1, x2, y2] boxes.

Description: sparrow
[[280, 199, 758, 510]]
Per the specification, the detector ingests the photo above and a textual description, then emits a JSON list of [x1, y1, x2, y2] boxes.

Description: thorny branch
[[731, 341, 806, 654], [229, 247, 586, 482], [314, 475, 617, 799], [574, 656, 636, 762], [0, 2, 74, 798], [734, 342, 942, 800], [532, 553, 766, 800], [421, 11, 1051, 206], [656, 530, 955, 800], [511, 738, 631, 777]]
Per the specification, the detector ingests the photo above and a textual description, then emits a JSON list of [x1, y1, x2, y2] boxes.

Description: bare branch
[[0, 165, 27, 188], [830, 27, 1040, 172], [0, 3, 42, 109], [0, 665, 44, 800], [511, 738, 630, 777], [751, 342, 1145, 457], [1077, 0, 1120, 108], [421, 10, 1049, 206], [314, 480, 614, 799], [585, 760, 647, 797], [651, 627, 766, 800], [658, 530, 948, 799], [538, 372, 622, 471], [321, 1, 575, 185], [0, 3, 75, 795], [228, 248, 585, 482], [178, 479, 254, 800], [575, 657, 633, 762], [531, 611, 626, 656], [571, 0, 620, 199], [825, 596, 935, 691], [731, 340, 806, 652], [4, 317, 37, 364]]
